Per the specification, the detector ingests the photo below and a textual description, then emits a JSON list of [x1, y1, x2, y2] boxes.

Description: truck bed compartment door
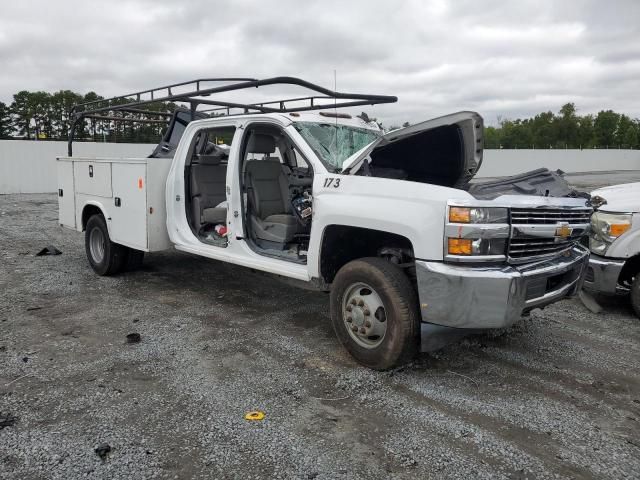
[[73, 162, 112, 197], [57, 161, 76, 228], [110, 163, 148, 250]]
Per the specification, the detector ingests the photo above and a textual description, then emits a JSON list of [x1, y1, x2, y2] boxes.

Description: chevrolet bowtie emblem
[[554, 223, 573, 240]]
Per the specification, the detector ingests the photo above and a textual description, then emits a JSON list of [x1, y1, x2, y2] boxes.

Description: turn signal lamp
[[610, 223, 631, 237], [448, 238, 472, 255]]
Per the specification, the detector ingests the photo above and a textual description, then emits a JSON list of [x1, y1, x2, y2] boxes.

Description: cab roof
[[197, 110, 382, 132]]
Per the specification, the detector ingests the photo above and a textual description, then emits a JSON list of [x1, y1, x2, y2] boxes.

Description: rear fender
[[79, 199, 111, 236]]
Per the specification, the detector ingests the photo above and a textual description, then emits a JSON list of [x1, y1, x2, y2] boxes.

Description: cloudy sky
[[1, 0, 639, 126]]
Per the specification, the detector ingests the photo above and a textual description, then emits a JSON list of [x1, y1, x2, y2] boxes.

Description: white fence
[[478, 148, 640, 178], [1, 140, 640, 193], [0, 140, 154, 194]]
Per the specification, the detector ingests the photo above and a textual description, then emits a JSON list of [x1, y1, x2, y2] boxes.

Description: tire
[[124, 248, 145, 272], [631, 275, 640, 319], [330, 257, 420, 370], [85, 214, 127, 276]]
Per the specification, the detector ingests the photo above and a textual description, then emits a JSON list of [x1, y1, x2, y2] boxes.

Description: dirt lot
[[1, 193, 639, 480]]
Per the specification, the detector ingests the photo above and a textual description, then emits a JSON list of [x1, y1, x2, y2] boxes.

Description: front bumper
[[415, 245, 590, 330], [582, 253, 626, 295]]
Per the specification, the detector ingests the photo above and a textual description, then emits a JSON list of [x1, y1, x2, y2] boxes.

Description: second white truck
[[583, 182, 640, 317], [57, 77, 592, 369]]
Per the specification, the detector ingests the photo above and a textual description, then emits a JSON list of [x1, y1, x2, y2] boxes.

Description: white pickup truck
[[583, 182, 640, 317], [57, 77, 592, 369]]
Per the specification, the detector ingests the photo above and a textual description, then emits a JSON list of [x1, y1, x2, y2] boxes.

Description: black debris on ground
[[94, 443, 111, 461], [0, 413, 17, 430], [125, 333, 141, 344], [35, 245, 62, 256]]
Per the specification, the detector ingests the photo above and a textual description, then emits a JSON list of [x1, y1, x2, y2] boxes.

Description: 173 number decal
[[323, 177, 341, 188]]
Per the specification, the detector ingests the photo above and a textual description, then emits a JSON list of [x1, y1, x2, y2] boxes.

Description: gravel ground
[[1, 193, 639, 480]]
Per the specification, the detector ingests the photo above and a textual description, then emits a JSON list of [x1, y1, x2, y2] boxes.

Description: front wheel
[[85, 214, 127, 276], [330, 257, 420, 370]]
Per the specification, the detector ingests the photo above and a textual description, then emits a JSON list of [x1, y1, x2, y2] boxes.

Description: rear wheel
[[330, 257, 419, 370], [85, 214, 127, 276]]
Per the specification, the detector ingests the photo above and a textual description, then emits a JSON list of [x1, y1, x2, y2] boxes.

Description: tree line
[[1, 91, 638, 149], [0, 90, 175, 143], [484, 103, 640, 149]]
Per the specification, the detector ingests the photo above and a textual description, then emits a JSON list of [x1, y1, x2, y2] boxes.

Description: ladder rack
[[68, 76, 397, 156]]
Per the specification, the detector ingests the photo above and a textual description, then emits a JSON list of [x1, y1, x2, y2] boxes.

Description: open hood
[[344, 111, 483, 187]]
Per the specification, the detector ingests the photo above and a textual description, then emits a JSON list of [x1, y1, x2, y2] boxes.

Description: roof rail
[[67, 76, 397, 156]]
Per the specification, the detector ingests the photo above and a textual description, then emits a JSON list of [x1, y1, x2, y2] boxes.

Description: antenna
[[334, 70, 340, 122], [334, 69, 339, 165], [334, 70, 339, 124]]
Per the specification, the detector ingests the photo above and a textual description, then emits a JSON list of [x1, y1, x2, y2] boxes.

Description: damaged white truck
[[57, 77, 592, 369]]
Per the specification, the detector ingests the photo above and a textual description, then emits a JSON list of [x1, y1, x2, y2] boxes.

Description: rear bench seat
[[190, 154, 227, 231]]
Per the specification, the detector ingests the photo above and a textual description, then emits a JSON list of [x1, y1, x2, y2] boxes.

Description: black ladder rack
[[68, 76, 397, 156]]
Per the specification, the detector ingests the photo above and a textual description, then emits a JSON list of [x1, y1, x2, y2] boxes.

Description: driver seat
[[245, 134, 298, 245]]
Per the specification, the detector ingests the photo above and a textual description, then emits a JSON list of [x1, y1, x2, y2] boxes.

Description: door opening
[[184, 126, 235, 247], [239, 124, 314, 263]]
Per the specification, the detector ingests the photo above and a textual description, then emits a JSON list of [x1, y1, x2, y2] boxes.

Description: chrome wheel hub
[[342, 282, 387, 349], [89, 227, 106, 263]]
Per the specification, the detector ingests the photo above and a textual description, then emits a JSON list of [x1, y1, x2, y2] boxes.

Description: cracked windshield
[[294, 122, 381, 170]]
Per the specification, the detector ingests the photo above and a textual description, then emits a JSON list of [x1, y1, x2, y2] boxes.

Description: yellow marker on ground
[[244, 411, 265, 421]]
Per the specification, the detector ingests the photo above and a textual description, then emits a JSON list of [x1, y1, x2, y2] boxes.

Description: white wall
[[1, 140, 639, 193], [0, 140, 154, 194], [478, 148, 640, 177]]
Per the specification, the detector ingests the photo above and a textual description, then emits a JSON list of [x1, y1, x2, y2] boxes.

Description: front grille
[[509, 237, 579, 259], [510, 208, 592, 225], [508, 207, 591, 261]]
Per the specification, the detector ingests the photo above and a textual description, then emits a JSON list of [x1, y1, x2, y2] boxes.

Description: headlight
[[449, 206, 508, 224], [589, 211, 632, 254], [446, 205, 508, 260]]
